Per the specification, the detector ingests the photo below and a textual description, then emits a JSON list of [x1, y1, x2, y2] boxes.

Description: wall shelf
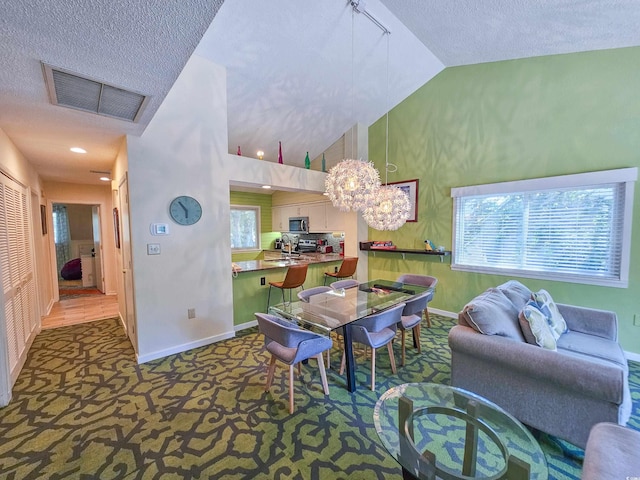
[[359, 244, 451, 262]]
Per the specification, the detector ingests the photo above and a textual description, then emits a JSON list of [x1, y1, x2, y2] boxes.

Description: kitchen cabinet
[[273, 201, 347, 233], [325, 203, 347, 231], [271, 206, 284, 231]]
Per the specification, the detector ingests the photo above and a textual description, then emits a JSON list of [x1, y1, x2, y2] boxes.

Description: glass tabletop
[[374, 383, 548, 480], [268, 279, 431, 334]]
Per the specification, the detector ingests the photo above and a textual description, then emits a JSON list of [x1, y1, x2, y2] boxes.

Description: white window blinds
[[451, 168, 637, 287]]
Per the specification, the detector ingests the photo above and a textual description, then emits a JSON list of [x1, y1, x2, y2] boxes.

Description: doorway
[[52, 203, 105, 300]]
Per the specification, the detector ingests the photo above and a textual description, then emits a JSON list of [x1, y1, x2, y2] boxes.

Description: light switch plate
[[147, 243, 161, 255]]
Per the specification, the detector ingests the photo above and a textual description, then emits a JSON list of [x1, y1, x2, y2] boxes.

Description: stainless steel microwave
[[288, 216, 309, 234]]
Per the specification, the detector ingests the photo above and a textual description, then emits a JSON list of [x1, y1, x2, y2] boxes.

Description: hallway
[[41, 294, 119, 329]]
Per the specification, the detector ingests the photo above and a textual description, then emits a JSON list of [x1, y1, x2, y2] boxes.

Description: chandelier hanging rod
[[350, 0, 390, 35]]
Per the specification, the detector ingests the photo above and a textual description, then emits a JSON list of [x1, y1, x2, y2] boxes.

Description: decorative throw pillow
[[532, 289, 568, 339], [462, 288, 525, 342], [496, 280, 533, 311], [519, 301, 558, 350]]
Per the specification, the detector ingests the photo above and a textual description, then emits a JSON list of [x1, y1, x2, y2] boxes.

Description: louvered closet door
[[0, 173, 36, 382]]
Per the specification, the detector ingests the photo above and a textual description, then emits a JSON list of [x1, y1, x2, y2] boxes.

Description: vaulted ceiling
[[1, 0, 639, 185]]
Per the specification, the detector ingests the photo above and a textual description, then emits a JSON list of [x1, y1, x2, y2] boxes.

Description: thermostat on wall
[[150, 223, 169, 235]]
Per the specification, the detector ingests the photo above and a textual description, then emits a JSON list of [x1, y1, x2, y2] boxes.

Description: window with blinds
[[451, 168, 637, 287]]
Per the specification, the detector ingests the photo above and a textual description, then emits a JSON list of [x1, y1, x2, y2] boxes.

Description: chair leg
[[288, 364, 295, 414], [316, 353, 329, 395], [401, 329, 407, 366], [265, 355, 277, 391], [414, 325, 422, 353], [267, 286, 272, 310], [370, 347, 376, 391], [339, 350, 346, 375], [387, 342, 397, 374], [424, 308, 431, 328], [297, 362, 301, 375]]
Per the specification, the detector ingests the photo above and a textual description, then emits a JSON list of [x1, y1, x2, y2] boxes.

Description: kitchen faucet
[[281, 233, 293, 259]]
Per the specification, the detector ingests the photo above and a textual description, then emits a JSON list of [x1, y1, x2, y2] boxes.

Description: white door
[[91, 206, 104, 293], [119, 175, 137, 353]]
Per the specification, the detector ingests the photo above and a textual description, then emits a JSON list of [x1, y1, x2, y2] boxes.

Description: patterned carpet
[[0, 315, 638, 479]]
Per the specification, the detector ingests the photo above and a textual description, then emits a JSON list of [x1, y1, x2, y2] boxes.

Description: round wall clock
[[169, 195, 202, 225]]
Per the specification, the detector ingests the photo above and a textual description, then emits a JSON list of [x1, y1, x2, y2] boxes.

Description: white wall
[[125, 54, 330, 362]]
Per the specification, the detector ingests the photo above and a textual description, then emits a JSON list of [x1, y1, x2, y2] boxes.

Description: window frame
[[450, 168, 637, 288], [230, 204, 261, 252]]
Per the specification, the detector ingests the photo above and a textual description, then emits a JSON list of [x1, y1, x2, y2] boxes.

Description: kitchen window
[[451, 168, 637, 288], [230, 205, 260, 251]]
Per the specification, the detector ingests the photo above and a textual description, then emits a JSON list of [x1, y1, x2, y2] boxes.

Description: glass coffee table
[[374, 383, 548, 480]]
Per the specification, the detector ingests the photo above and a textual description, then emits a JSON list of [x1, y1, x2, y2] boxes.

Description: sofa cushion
[[462, 288, 525, 341], [557, 331, 627, 368], [532, 289, 568, 338], [519, 301, 558, 350], [496, 280, 532, 311]]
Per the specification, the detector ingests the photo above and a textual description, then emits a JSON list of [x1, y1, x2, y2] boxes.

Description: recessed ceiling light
[[70, 147, 86, 153], [99, 177, 110, 182], [261, 185, 271, 189]]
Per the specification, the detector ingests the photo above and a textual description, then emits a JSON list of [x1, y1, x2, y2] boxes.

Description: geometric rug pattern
[[1, 315, 638, 479]]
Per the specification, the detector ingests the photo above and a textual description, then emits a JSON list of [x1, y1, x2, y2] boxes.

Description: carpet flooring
[[0, 315, 638, 479]]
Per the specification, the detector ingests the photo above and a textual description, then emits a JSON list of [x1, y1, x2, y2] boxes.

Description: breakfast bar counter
[[231, 253, 347, 327], [234, 252, 344, 273]]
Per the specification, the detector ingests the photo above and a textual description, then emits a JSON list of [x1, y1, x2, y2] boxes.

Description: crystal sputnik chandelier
[[325, 159, 380, 212]]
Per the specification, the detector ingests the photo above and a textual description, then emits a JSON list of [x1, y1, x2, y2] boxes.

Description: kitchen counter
[[234, 252, 344, 273]]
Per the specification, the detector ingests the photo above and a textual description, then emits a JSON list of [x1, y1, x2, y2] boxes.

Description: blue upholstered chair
[[398, 291, 431, 366], [297, 286, 331, 302], [396, 274, 438, 327], [340, 303, 405, 391], [330, 279, 359, 290], [255, 313, 332, 413]]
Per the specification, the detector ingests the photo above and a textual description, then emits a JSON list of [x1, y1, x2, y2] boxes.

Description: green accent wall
[[230, 191, 279, 261], [367, 46, 640, 354]]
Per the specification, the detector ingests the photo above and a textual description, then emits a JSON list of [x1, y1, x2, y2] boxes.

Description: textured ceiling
[[0, 0, 224, 184], [380, 0, 640, 66], [196, 0, 443, 166], [1, 0, 639, 185]]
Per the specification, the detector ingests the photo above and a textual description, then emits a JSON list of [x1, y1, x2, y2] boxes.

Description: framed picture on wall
[[389, 179, 419, 222], [113, 207, 121, 249], [40, 205, 47, 235]]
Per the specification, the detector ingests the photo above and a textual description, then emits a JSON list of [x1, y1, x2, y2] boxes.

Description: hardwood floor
[[41, 293, 119, 329]]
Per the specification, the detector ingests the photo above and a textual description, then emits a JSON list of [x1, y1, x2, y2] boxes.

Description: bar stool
[[323, 257, 358, 285], [267, 264, 308, 308]]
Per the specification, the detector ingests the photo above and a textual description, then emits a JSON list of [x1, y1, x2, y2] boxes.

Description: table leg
[[343, 324, 356, 392]]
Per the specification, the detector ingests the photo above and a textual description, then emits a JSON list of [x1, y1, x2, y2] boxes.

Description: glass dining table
[[268, 279, 433, 392]]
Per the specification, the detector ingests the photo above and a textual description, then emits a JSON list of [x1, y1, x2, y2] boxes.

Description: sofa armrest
[[557, 303, 618, 341], [448, 325, 625, 404]]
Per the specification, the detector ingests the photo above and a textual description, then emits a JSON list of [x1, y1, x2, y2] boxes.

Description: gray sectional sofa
[[448, 280, 631, 449]]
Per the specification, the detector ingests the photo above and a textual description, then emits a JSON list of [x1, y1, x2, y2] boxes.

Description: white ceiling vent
[[42, 63, 148, 122]]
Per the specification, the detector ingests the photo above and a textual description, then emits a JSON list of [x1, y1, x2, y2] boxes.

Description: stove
[[297, 239, 317, 253]]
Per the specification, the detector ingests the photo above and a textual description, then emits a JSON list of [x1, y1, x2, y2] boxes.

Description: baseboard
[[235, 319, 257, 332], [626, 351, 640, 363], [428, 307, 457, 320], [136, 331, 236, 364]]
